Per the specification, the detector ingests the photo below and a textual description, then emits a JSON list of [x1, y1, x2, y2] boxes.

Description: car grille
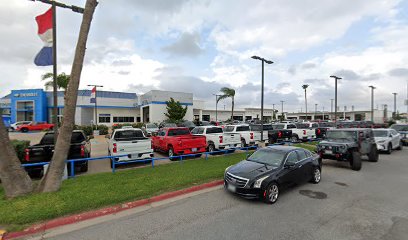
[[225, 173, 249, 188]]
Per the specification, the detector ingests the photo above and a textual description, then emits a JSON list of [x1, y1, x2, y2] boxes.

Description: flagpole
[[52, 1, 58, 143], [88, 84, 103, 130]]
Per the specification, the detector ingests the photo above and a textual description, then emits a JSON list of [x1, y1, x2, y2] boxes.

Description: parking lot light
[[330, 76, 342, 123], [369, 86, 376, 122], [251, 55, 273, 142]]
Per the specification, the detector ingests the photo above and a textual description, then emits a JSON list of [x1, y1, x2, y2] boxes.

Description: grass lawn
[[0, 152, 250, 231], [294, 143, 317, 152]]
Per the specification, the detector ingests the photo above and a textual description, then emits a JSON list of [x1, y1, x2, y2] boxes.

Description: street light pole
[[330, 99, 334, 120], [392, 92, 397, 119], [213, 94, 222, 122], [272, 103, 275, 120], [369, 85, 376, 122], [314, 103, 318, 120], [251, 55, 273, 142], [302, 84, 309, 121], [280, 100, 285, 121], [330, 76, 342, 123]]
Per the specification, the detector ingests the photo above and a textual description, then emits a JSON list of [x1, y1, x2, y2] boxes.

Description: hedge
[[73, 124, 109, 136], [112, 123, 144, 130], [10, 140, 30, 160]]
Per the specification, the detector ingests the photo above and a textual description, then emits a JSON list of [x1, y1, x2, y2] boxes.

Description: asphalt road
[[43, 148, 408, 240]]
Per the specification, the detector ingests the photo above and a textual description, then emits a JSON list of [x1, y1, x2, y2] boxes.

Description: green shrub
[[73, 125, 108, 136], [10, 140, 30, 161], [112, 123, 144, 130]]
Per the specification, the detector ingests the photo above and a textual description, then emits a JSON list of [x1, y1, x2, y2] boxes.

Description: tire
[[350, 151, 362, 171], [241, 139, 246, 148], [49, 126, 53, 131], [291, 135, 299, 143], [208, 144, 215, 152], [168, 147, 176, 160], [368, 146, 379, 162], [21, 128, 28, 133], [396, 141, 403, 150], [80, 162, 88, 172], [264, 182, 279, 204], [386, 143, 392, 154], [310, 167, 321, 184]]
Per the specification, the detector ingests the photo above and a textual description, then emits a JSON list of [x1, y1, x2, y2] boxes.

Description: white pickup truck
[[107, 128, 153, 167], [223, 124, 261, 147], [273, 123, 315, 141], [191, 126, 241, 152]]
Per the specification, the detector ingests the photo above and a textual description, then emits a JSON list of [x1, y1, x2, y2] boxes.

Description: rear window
[[236, 126, 250, 131], [273, 124, 285, 130], [114, 130, 145, 141], [319, 122, 335, 127], [295, 123, 309, 128], [391, 124, 408, 131], [251, 125, 273, 131], [224, 126, 235, 132], [206, 127, 223, 134], [41, 132, 85, 145], [168, 129, 190, 136]]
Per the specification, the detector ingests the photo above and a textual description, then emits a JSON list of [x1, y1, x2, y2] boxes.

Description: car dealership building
[[0, 88, 391, 125]]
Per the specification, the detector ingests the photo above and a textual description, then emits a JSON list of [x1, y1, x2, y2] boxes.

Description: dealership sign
[[13, 93, 39, 97]]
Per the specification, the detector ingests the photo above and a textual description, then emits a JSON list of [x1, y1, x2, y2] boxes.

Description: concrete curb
[[3, 180, 224, 240]]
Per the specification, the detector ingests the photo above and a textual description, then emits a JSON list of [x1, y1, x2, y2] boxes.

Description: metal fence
[[21, 139, 320, 179]]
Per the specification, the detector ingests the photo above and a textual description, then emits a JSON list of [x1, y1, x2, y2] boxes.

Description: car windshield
[[251, 125, 273, 131], [168, 129, 190, 136], [273, 124, 285, 130], [114, 130, 145, 141], [41, 132, 85, 145], [373, 131, 388, 137], [326, 131, 357, 140], [224, 126, 235, 132], [206, 127, 223, 134], [164, 123, 177, 127], [182, 121, 196, 127], [391, 124, 408, 131], [146, 124, 157, 128], [247, 148, 286, 167]]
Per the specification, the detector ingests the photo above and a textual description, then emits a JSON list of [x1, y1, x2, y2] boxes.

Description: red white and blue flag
[[34, 7, 53, 66], [90, 87, 96, 103]]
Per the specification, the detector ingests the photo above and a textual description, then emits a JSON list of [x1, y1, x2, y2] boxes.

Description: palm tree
[[42, 72, 70, 92], [217, 87, 236, 121], [302, 84, 309, 120]]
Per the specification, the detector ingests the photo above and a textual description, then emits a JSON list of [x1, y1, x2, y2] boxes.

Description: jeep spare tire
[[368, 146, 379, 162]]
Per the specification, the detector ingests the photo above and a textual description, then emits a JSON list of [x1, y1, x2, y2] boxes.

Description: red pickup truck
[[17, 122, 54, 132], [152, 127, 207, 158]]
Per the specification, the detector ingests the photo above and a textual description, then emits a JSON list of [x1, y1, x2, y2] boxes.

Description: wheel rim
[[209, 145, 214, 152], [169, 149, 174, 157], [314, 168, 321, 182], [291, 136, 297, 142], [241, 140, 245, 147], [268, 184, 279, 202]]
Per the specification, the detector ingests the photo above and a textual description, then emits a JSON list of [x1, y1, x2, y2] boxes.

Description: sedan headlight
[[377, 140, 386, 144], [253, 175, 269, 188], [225, 166, 232, 174]]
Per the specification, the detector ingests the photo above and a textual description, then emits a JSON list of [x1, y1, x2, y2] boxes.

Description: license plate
[[325, 150, 333, 154], [192, 148, 197, 152], [227, 184, 236, 192]]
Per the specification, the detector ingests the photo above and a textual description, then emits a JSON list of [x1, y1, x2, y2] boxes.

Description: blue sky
[[1, 0, 408, 113]]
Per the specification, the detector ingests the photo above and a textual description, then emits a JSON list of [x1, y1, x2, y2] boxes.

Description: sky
[[1, 0, 408, 113]]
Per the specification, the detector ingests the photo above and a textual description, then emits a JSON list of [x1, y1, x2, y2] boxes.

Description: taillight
[[25, 149, 30, 161], [317, 129, 321, 134], [250, 132, 254, 140], [219, 135, 223, 144], [113, 143, 117, 153], [278, 131, 282, 138], [80, 145, 85, 157], [303, 130, 306, 135]]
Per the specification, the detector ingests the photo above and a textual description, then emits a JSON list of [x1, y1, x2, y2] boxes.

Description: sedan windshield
[[373, 130, 388, 137], [224, 126, 235, 132], [326, 131, 357, 140], [247, 148, 286, 167]]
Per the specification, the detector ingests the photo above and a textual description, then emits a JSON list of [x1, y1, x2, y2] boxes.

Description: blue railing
[[21, 139, 321, 178]]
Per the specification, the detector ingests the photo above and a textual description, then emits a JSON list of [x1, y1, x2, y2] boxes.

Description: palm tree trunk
[[231, 96, 235, 121], [0, 116, 33, 198], [37, 0, 98, 193]]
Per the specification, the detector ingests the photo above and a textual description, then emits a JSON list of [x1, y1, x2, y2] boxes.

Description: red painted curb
[[3, 180, 224, 240]]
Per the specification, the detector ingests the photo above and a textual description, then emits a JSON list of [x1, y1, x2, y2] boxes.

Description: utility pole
[[213, 94, 222, 122], [251, 55, 273, 142], [392, 92, 397, 119], [330, 99, 334, 120], [369, 85, 376, 122], [302, 84, 309, 121], [31, 0, 84, 143], [272, 103, 275, 121], [314, 103, 318, 120], [280, 100, 285, 121], [88, 84, 103, 130], [330, 76, 342, 123]]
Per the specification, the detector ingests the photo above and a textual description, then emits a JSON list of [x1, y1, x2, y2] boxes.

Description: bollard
[[205, 153, 208, 161], [70, 162, 75, 178], [151, 158, 155, 168], [112, 157, 116, 173]]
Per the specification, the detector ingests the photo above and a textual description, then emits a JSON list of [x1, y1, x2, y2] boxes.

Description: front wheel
[[396, 141, 403, 150], [241, 139, 246, 148], [310, 167, 321, 184], [350, 151, 362, 171], [264, 182, 279, 204], [291, 135, 299, 143], [168, 147, 176, 160], [386, 143, 392, 154]]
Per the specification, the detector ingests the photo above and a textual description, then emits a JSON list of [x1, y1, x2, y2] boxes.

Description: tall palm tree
[[42, 72, 70, 92], [217, 87, 236, 121], [302, 84, 309, 120]]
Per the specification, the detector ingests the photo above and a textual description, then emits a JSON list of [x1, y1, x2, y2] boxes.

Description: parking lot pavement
[[46, 148, 408, 240]]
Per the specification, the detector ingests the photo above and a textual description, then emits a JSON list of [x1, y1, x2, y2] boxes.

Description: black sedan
[[224, 146, 322, 204]]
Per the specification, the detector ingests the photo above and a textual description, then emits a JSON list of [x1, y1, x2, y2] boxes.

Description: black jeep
[[317, 129, 379, 171]]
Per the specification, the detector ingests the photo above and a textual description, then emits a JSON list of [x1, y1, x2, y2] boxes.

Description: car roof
[[195, 126, 221, 128], [114, 128, 142, 131], [329, 128, 371, 131]]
